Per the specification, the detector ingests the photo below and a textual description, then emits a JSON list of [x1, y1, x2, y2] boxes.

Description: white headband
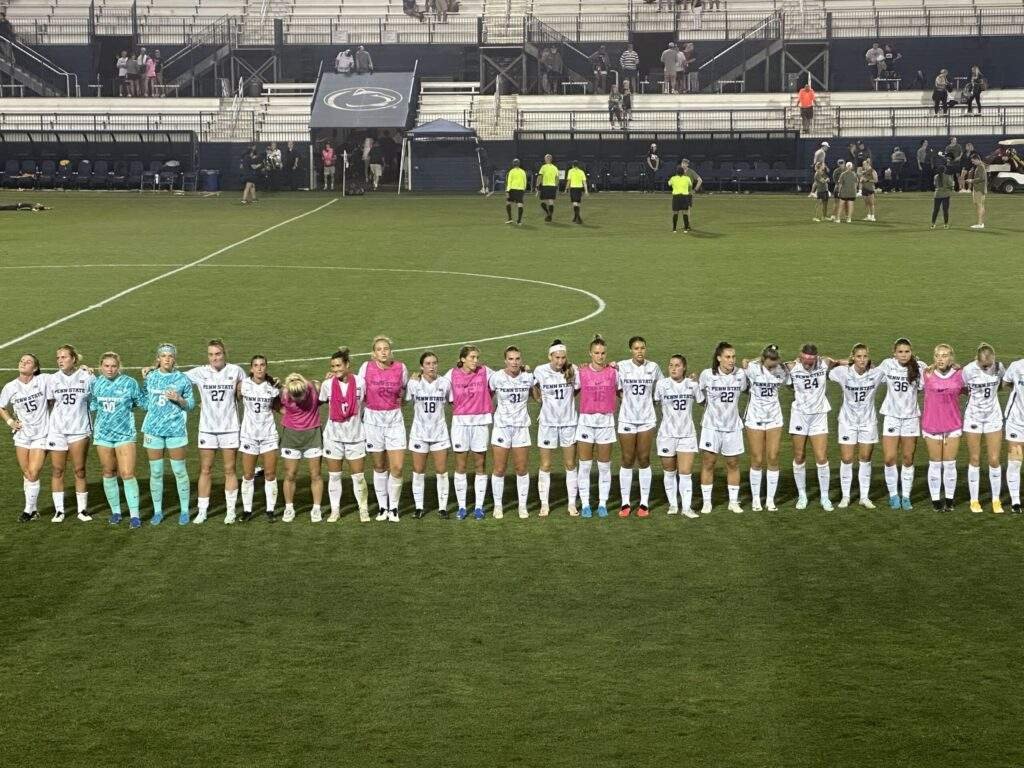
[[549, 344, 567, 355]]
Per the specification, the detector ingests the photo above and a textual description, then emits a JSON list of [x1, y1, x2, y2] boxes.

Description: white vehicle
[[987, 138, 1024, 194]]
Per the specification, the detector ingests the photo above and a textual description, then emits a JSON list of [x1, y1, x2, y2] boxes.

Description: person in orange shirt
[[797, 84, 816, 131]]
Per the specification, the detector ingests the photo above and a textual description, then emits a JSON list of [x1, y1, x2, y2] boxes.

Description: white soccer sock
[[351, 474, 367, 510], [25, 479, 40, 512], [839, 462, 853, 498], [577, 459, 592, 508], [76, 491, 88, 513], [990, 466, 1003, 502], [565, 469, 578, 508], [727, 484, 740, 503], [435, 472, 449, 512], [858, 461, 872, 500], [619, 468, 633, 507], [884, 464, 898, 496], [264, 478, 278, 512], [701, 483, 713, 507], [473, 474, 488, 509], [372, 470, 389, 511], [927, 461, 942, 500], [679, 473, 693, 510], [793, 461, 807, 497], [766, 469, 779, 506], [638, 467, 652, 506], [1007, 460, 1022, 505], [816, 463, 830, 499], [225, 488, 238, 515], [197, 497, 210, 514], [900, 465, 915, 499], [597, 462, 612, 506], [538, 470, 551, 506], [942, 460, 957, 499], [663, 469, 678, 508], [491, 474, 505, 509], [516, 473, 530, 509], [968, 464, 980, 502], [52, 491, 65, 514], [241, 477, 255, 512], [328, 472, 344, 513], [749, 468, 763, 504], [411, 472, 425, 510], [388, 474, 403, 511], [454, 472, 468, 509]]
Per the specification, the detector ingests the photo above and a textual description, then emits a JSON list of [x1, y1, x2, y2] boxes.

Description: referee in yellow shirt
[[668, 164, 693, 233], [536, 153, 560, 222], [505, 159, 528, 225], [565, 161, 589, 224]]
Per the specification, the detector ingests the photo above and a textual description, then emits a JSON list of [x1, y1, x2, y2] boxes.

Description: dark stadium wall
[[282, 45, 474, 82]]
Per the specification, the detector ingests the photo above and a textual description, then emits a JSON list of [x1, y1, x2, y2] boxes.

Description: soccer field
[[2, 189, 1024, 768]]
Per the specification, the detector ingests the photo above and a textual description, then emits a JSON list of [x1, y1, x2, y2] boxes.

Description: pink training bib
[[579, 364, 617, 415], [922, 369, 964, 434], [363, 361, 405, 412], [450, 365, 493, 416]]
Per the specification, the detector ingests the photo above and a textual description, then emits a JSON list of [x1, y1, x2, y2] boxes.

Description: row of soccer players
[[3, 336, 1023, 526]]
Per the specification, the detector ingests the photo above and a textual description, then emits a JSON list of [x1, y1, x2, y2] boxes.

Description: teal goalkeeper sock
[[170, 459, 190, 513], [124, 477, 141, 516], [102, 476, 121, 515], [149, 460, 165, 515]]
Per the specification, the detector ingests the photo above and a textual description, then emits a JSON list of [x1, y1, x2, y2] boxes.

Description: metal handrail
[[698, 11, 783, 74], [0, 33, 79, 96], [162, 14, 234, 70]]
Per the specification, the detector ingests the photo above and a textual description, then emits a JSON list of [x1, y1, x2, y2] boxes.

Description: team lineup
[[3, 335, 1024, 528]]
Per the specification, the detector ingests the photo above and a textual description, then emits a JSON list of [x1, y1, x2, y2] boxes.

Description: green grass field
[[2, 188, 1024, 768]]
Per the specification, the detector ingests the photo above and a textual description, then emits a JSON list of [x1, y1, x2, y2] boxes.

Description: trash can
[[201, 169, 220, 192]]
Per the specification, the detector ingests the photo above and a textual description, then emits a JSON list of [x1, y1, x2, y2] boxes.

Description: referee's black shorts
[[569, 187, 583, 203], [507, 189, 525, 203], [672, 194, 692, 211], [539, 185, 557, 201]]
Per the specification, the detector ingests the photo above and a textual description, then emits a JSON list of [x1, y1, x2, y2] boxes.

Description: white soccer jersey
[[489, 369, 535, 428], [186, 363, 245, 433], [533, 363, 580, 427], [744, 361, 790, 425], [1003, 360, 1024, 426], [46, 368, 95, 435], [319, 375, 365, 443], [878, 357, 926, 418], [829, 366, 885, 426], [790, 360, 831, 415], [616, 359, 663, 424], [0, 374, 51, 439], [406, 376, 451, 440], [655, 377, 704, 438], [698, 367, 748, 432], [240, 377, 281, 441], [962, 361, 1005, 423]]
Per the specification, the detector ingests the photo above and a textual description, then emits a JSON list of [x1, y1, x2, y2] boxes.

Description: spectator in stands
[[402, 0, 425, 21], [661, 43, 678, 94], [890, 145, 906, 191], [0, 12, 15, 60], [621, 81, 633, 124], [136, 48, 151, 97], [965, 64, 984, 115], [354, 46, 374, 75], [608, 84, 624, 128], [644, 144, 660, 191], [864, 42, 885, 89], [336, 49, 354, 73], [550, 47, 563, 93], [691, 0, 704, 31], [126, 49, 140, 97], [590, 46, 610, 94], [676, 45, 687, 94], [145, 53, 157, 97], [265, 143, 282, 191], [116, 51, 130, 97], [539, 47, 555, 94], [435, 0, 450, 24], [683, 43, 698, 93], [932, 69, 950, 115], [797, 82, 816, 131], [281, 142, 295, 190], [153, 50, 164, 95], [619, 43, 640, 93], [916, 139, 933, 191], [881, 44, 902, 90], [321, 142, 336, 191]]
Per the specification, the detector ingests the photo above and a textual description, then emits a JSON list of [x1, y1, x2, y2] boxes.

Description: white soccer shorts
[[789, 411, 829, 437], [700, 429, 744, 456], [451, 424, 489, 453], [537, 425, 576, 449], [491, 424, 531, 449], [44, 432, 90, 451], [364, 422, 407, 453], [882, 416, 921, 438], [575, 423, 616, 445], [657, 434, 698, 456], [198, 431, 240, 450]]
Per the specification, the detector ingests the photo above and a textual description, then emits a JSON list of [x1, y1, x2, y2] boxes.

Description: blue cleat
[[178, 511, 190, 526], [129, 517, 141, 529], [596, 505, 608, 518], [581, 506, 592, 518], [888, 495, 901, 509], [150, 513, 163, 526], [109, 513, 122, 526], [473, 507, 485, 520], [901, 497, 913, 510], [457, 507, 468, 520]]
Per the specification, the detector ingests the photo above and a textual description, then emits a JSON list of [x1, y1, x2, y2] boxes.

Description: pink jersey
[[449, 365, 493, 416], [578, 364, 617, 415], [921, 368, 964, 434], [362, 361, 406, 412], [281, 383, 321, 430]]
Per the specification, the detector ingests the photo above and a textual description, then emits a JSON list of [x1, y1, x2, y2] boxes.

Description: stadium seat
[[37, 160, 57, 189], [1, 159, 20, 188], [127, 161, 145, 189], [91, 160, 112, 189], [110, 162, 129, 189], [70, 160, 92, 189]]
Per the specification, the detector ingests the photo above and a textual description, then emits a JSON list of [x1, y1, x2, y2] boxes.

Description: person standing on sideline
[[931, 165, 954, 229], [945, 136, 963, 189], [916, 139, 932, 191], [967, 153, 987, 229], [668, 164, 693, 232], [829, 158, 845, 221], [619, 43, 640, 92], [321, 142, 336, 191], [644, 144, 660, 191], [661, 42, 678, 94], [835, 161, 858, 223], [890, 145, 906, 191], [812, 141, 828, 173], [858, 158, 878, 221], [536, 154, 560, 222], [679, 158, 703, 222], [797, 83, 816, 131], [566, 161, 588, 224], [505, 158, 527, 224], [811, 162, 830, 221]]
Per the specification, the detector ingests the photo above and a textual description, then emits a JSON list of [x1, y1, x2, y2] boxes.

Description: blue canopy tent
[[399, 118, 484, 194]]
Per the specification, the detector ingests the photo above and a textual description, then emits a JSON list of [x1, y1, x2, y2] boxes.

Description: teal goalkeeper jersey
[[90, 374, 145, 443], [141, 369, 195, 437]]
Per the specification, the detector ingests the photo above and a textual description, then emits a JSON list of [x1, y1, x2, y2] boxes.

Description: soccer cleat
[[700, 503, 713, 515], [375, 510, 388, 522], [1012, 503, 1022, 514], [358, 508, 370, 523], [581, 505, 592, 518], [52, 511, 65, 523], [932, 499, 944, 512], [596, 505, 608, 518], [413, 509, 426, 520], [387, 509, 400, 523], [766, 502, 778, 512], [193, 510, 207, 525], [970, 500, 983, 513], [150, 512, 163, 526], [813, 217, 821, 222], [282, 508, 295, 523], [439, 509, 450, 520], [77, 511, 92, 522], [888, 495, 901, 509], [493, 507, 504, 520], [129, 517, 141, 529], [861, 498, 876, 510], [224, 511, 236, 525], [795, 495, 808, 510], [681, 508, 699, 519], [327, 510, 340, 523], [751, 500, 762, 512], [821, 497, 834, 512], [992, 500, 1005, 514], [473, 507, 485, 520], [18, 511, 38, 523], [518, 507, 529, 519], [265, 510, 275, 522], [930, 224, 936, 229], [109, 513, 122, 525], [901, 497, 913, 510], [970, 223, 985, 230], [178, 511, 190, 526], [944, 498, 955, 512], [567, 504, 579, 517], [728, 502, 743, 514], [618, 504, 631, 518], [837, 496, 851, 509], [457, 507, 469, 520], [241, 511, 253, 522], [636, 505, 650, 518], [505, 219, 513, 225], [310, 508, 323, 523], [539, 505, 549, 517], [667, 506, 678, 516]]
